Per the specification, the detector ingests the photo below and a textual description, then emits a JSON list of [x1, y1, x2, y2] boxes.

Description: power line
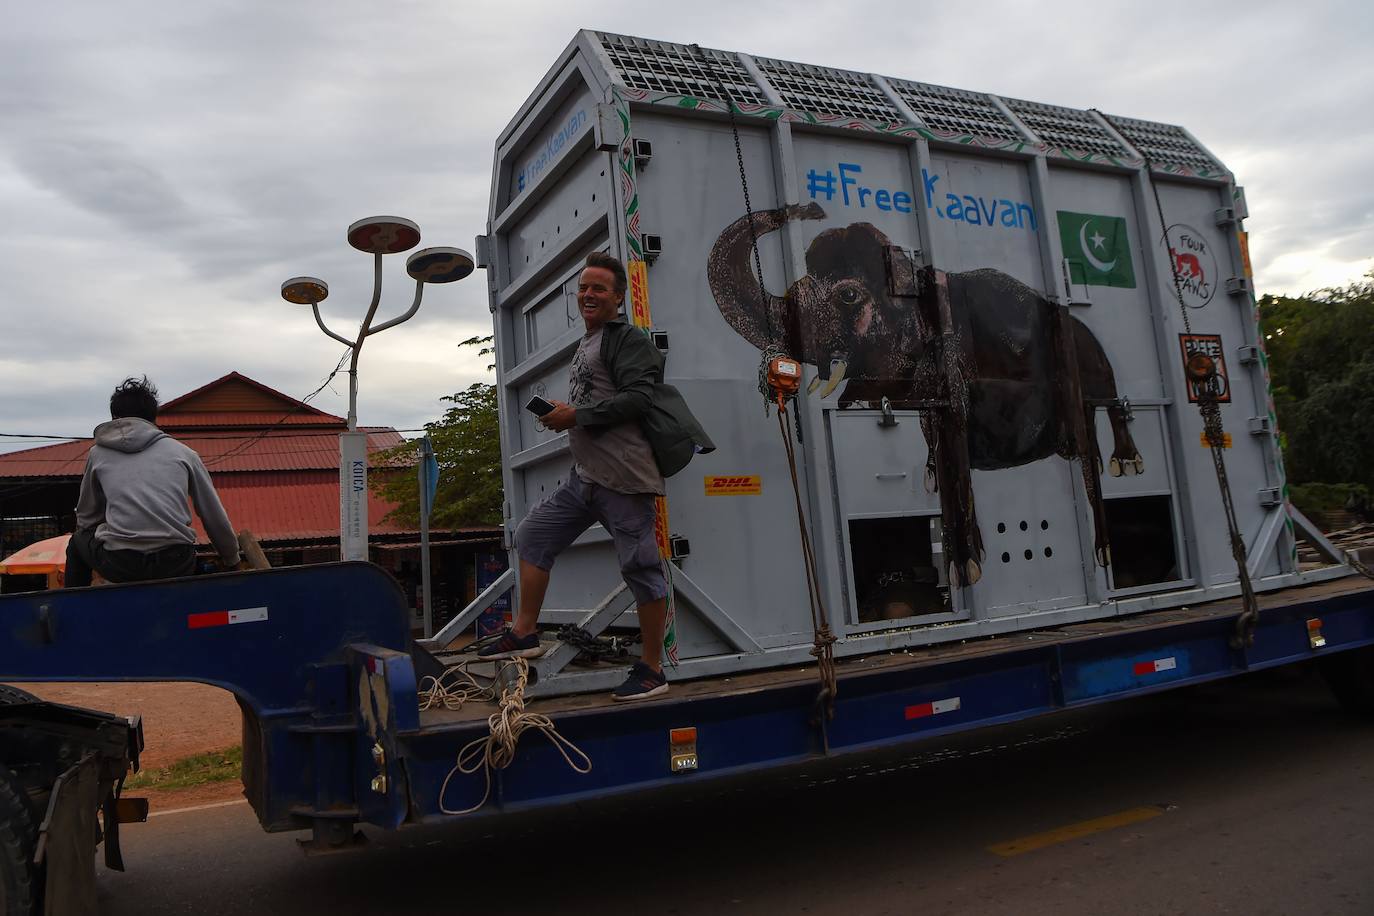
[[202, 348, 353, 468]]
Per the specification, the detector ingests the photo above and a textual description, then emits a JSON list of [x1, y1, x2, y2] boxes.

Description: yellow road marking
[[986, 805, 1166, 857]]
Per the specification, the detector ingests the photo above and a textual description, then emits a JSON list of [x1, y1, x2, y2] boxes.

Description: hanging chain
[[690, 42, 787, 419], [688, 45, 833, 717]]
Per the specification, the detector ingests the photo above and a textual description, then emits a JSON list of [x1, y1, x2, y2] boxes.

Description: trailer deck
[[402, 570, 1374, 821], [421, 574, 1373, 727]]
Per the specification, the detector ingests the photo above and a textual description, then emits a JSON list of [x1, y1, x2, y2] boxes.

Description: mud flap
[[36, 754, 100, 916]]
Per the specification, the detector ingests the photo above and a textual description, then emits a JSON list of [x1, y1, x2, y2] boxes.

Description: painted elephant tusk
[[815, 359, 848, 399], [806, 374, 822, 396]]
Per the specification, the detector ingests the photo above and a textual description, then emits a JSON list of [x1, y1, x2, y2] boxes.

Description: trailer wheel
[[1319, 646, 1374, 716], [0, 764, 38, 916]]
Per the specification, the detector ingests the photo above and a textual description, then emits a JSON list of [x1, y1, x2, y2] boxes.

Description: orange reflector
[[669, 727, 696, 745], [1307, 618, 1326, 649]]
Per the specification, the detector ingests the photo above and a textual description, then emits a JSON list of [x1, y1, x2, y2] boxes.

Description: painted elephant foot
[[1095, 544, 1111, 567], [1108, 452, 1144, 477], [948, 558, 982, 587]]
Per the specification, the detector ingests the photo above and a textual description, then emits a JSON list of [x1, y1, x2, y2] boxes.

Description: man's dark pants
[[65, 528, 196, 587]]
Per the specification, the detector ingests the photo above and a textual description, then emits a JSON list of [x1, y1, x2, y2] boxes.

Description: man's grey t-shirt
[[568, 326, 665, 496]]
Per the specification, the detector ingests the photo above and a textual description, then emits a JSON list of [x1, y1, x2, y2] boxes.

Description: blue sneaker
[[477, 629, 545, 660], [612, 662, 668, 702]]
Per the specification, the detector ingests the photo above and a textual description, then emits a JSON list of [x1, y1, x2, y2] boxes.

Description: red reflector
[[669, 727, 696, 744], [905, 697, 960, 720], [1307, 618, 1322, 631], [187, 611, 230, 629], [1133, 656, 1177, 675]]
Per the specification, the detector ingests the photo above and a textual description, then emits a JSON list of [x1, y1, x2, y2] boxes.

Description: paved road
[[97, 665, 1373, 915]]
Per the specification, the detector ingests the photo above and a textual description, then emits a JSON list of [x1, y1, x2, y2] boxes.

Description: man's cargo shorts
[[515, 475, 667, 606]]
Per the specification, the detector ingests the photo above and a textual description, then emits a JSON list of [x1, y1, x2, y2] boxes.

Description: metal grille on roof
[[1002, 98, 1130, 159], [887, 79, 1021, 141], [593, 33, 769, 107], [753, 58, 898, 122], [1102, 114, 1221, 173], [589, 32, 1225, 174]]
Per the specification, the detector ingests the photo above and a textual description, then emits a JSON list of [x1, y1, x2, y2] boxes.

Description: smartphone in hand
[[525, 396, 556, 417]]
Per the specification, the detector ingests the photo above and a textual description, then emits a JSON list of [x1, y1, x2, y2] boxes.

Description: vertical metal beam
[[1127, 168, 1205, 585], [869, 72, 970, 617], [1023, 154, 1104, 604], [1216, 179, 1296, 574]]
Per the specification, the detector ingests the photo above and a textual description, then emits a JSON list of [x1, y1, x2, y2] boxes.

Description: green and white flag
[[1057, 211, 1136, 289]]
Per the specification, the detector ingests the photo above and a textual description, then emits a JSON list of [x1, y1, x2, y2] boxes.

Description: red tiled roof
[[0, 429, 405, 478], [0, 439, 88, 478], [200, 470, 415, 542], [158, 412, 347, 429], [159, 371, 342, 422]]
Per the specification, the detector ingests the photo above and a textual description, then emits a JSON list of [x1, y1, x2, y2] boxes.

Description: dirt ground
[[11, 681, 244, 807]]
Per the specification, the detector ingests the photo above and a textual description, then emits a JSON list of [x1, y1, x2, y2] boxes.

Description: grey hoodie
[[75, 417, 241, 566]]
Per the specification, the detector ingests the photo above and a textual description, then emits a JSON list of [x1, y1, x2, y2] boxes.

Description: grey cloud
[[2, 0, 1372, 445], [8, 132, 196, 235]]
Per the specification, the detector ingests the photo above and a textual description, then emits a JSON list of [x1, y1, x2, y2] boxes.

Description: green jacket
[[573, 318, 716, 477]]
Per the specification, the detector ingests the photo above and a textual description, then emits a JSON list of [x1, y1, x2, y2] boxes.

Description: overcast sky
[[2, 0, 1370, 452]]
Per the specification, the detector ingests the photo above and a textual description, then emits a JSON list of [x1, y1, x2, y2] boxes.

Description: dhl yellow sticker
[[704, 475, 762, 496], [653, 495, 671, 557], [1237, 231, 1253, 280], [627, 259, 652, 328], [1201, 431, 1232, 448]]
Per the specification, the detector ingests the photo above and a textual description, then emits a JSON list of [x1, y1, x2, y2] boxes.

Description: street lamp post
[[282, 216, 473, 564]]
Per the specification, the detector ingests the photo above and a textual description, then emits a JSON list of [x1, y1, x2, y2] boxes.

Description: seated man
[[66, 377, 241, 586]]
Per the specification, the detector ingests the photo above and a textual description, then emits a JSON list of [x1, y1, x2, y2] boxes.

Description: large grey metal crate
[[478, 30, 1326, 697]]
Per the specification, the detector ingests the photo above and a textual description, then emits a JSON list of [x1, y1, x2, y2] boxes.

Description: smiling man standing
[[480, 252, 713, 701]]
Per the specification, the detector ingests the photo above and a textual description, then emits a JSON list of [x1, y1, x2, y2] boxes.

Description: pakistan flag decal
[[1057, 211, 1136, 289]]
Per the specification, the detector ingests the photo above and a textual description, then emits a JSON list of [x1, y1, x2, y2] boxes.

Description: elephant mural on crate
[[706, 202, 1142, 586]]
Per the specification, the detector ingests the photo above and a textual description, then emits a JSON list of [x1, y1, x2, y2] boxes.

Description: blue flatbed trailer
[[1, 563, 1372, 863]]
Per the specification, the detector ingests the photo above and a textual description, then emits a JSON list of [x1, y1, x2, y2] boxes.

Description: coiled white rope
[[431, 658, 592, 815]]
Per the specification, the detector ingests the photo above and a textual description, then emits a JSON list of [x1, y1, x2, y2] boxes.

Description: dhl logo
[[653, 496, 671, 557], [628, 260, 652, 327], [704, 475, 762, 496]]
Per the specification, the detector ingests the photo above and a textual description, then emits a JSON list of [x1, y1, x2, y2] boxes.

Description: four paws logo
[[1162, 224, 1218, 309]]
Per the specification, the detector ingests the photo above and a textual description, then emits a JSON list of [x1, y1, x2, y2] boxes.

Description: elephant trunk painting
[[707, 204, 1143, 587]]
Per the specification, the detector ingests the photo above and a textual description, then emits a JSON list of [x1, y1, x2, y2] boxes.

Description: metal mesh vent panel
[[1003, 99, 1129, 159], [752, 57, 899, 122], [888, 79, 1021, 141], [1103, 115, 1221, 172], [593, 33, 769, 107]]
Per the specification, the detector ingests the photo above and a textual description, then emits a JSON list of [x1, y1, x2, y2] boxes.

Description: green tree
[[1285, 359, 1374, 493], [372, 336, 503, 527], [1258, 274, 1374, 494], [1260, 276, 1374, 401]]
